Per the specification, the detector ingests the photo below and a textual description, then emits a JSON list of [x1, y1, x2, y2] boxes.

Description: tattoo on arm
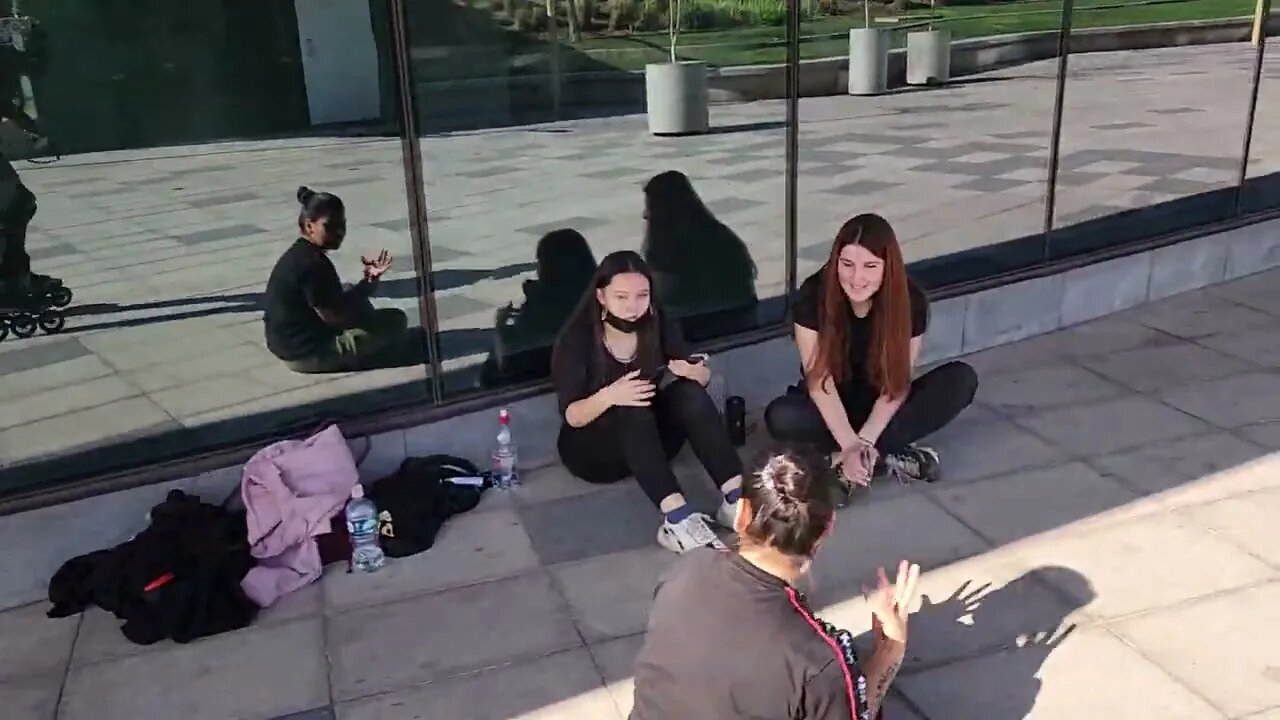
[[866, 658, 902, 717]]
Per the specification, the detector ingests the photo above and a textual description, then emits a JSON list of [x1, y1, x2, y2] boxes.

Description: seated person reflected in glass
[[642, 170, 759, 343], [480, 228, 596, 387], [263, 186, 409, 374], [551, 250, 744, 555], [765, 214, 978, 488]]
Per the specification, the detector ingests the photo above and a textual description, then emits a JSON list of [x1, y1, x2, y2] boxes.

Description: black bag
[[367, 455, 488, 558]]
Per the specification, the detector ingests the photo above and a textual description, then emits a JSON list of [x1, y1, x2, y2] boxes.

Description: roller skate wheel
[[10, 316, 37, 338], [0, 323, 8, 342], [38, 311, 65, 334], [51, 286, 73, 308]]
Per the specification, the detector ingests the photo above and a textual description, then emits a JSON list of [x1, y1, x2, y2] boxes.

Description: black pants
[[764, 361, 978, 455], [0, 188, 35, 283], [558, 378, 744, 508]]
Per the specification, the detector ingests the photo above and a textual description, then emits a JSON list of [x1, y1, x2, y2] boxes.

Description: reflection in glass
[[408, 0, 788, 398], [1050, 1, 1255, 254], [1243, 34, 1280, 213], [797, 0, 1060, 285], [0, 0, 428, 495]]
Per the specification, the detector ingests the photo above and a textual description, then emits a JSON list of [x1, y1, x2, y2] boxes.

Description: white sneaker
[[657, 513, 725, 553], [715, 500, 740, 530]]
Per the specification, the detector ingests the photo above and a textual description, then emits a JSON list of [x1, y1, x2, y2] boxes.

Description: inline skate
[[0, 275, 69, 342]]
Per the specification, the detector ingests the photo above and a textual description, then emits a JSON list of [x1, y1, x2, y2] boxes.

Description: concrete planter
[[645, 61, 709, 135], [907, 29, 952, 86], [847, 28, 890, 95]]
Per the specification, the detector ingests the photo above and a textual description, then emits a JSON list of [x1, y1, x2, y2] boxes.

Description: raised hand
[[602, 369, 656, 408], [866, 560, 922, 645], [361, 249, 393, 280]]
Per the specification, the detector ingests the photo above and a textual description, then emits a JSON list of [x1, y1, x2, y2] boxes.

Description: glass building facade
[[0, 0, 1276, 499]]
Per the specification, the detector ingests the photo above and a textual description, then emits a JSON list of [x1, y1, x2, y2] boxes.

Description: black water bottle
[[726, 395, 746, 447]]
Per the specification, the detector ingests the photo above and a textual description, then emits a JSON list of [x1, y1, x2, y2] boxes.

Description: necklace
[[604, 336, 637, 364]]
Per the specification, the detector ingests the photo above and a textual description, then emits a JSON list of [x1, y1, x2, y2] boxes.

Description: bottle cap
[[499, 408, 510, 424], [351, 485, 365, 499]]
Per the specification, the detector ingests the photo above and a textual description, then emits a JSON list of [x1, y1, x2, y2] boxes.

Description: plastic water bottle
[[492, 408, 519, 488], [345, 485, 385, 572]]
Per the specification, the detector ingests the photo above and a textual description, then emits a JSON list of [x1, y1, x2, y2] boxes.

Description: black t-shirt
[[263, 239, 345, 360], [550, 312, 692, 417], [631, 549, 870, 720], [791, 270, 930, 392]]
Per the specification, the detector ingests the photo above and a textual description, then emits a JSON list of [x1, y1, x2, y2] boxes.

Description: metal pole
[[1041, 0, 1075, 255], [1237, 5, 1270, 215], [546, 0, 562, 119], [784, 0, 800, 300], [388, 0, 444, 403], [1253, 0, 1271, 46]]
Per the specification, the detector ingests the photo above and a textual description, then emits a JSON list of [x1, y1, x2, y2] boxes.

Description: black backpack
[[366, 455, 488, 558]]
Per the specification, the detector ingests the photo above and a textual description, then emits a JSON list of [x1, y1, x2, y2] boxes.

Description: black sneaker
[[883, 445, 941, 485]]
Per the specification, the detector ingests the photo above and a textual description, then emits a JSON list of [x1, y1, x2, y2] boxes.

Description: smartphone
[[687, 353, 709, 365]]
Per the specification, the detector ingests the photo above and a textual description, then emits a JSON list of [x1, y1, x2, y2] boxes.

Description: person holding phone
[[551, 250, 745, 553]]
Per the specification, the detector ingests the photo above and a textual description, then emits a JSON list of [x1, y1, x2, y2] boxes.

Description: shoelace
[[884, 452, 920, 486], [680, 514, 719, 548]]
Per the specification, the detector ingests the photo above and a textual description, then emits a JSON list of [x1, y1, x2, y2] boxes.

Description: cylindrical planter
[[848, 28, 890, 96], [645, 61, 709, 136], [906, 29, 952, 86]]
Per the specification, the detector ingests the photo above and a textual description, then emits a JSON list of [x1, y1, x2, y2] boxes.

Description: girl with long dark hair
[[631, 446, 921, 719], [765, 214, 978, 486], [551, 250, 745, 554]]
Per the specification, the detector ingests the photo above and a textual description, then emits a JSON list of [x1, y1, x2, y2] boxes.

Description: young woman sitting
[[551, 250, 745, 554], [630, 446, 921, 719], [765, 213, 978, 486]]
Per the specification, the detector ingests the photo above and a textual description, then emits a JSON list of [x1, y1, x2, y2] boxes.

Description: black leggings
[[558, 378, 744, 508], [764, 361, 978, 455]]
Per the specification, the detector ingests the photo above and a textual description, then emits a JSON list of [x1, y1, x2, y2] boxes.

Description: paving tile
[[73, 582, 322, 667], [1195, 323, 1280, 367], [976, 363, 1130, 416], [927, 416, 1069, 484], [1078, 342, 1253, 392], [336, 649, 620, 720], [1008, 514, 1275, 621], [0, 602, 78, 681], [959, 316, 1168, 376], [1115, 582, 1280, 718], [1160, 373, 1280, 428], [1176, 488, 1280, 568], [324, 508, 540, 611], [60, 618, 327, 720], [0, 337, 90, 375], [588, 634, 645, 718], [805, 493, 990, 608], [551, 546, 675, 642], [327, 572, 580, 700], [1125, 291, 1276, 339], [174, 223, 264, 245], [898, 627, 1224, 720], [518, 484, 660, 566], [1238, 421, 1280, 449], [512, 463, 616, 506], [0, 375, 141, 431], [1014, 395, 1210, 456], [0, 673, 61, 720], [1090, 431, 1275, 506], [269, 707, 336, 720], [1209, 267, 1280, 315], [932, 462, 1140, 546]]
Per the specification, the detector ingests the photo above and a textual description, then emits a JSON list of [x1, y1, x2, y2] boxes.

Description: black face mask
[[603, 309, 652, 334]]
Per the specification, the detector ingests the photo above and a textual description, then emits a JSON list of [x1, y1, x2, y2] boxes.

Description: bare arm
[[856, 335, 922, 445], [795, 324, 859, 450], [860, 639, 906, 717], [565, 389, 613, 428]]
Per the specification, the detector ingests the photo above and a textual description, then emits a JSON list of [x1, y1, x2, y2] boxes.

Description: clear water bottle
[[492, 408, 519, 488], [345, 485, 386, 572]]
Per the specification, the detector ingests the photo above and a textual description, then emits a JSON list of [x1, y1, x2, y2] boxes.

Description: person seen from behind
[[630, 446, 921, 719]]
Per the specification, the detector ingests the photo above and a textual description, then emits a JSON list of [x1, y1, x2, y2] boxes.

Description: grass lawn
[[564, 0, 1261, 71]]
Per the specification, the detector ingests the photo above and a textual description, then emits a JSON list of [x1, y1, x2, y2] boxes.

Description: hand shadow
[[859, 566, 1094, 720]]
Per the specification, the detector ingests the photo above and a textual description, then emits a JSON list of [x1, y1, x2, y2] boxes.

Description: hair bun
[[296, 186, 314, 204]]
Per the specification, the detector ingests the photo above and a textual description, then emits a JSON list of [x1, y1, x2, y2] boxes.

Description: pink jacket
[[239, 425, 358, 607]]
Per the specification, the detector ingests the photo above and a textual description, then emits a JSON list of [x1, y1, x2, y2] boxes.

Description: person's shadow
[[477, 228, 596, 388], [863, 565, 1093, 719], [642, 170, 760, 343]]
